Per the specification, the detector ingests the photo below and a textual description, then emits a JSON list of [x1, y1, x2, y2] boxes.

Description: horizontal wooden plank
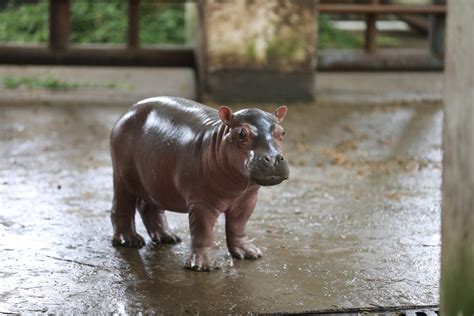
[[317, 49, 444, 71], [0, 45, 195, 67], [318, 4, 446, 15]]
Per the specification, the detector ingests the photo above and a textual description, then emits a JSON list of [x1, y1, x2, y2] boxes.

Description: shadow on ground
[[0, 101, 441, 314]]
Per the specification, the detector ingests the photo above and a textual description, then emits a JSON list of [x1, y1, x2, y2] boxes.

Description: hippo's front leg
[[186, 205, 219, 271], [225, 197, 262, 260]]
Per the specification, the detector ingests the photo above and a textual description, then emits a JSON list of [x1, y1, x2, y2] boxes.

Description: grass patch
[[3, 75, 121, 90]]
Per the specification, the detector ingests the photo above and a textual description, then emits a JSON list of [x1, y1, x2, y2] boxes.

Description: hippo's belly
[[133, 138, 193, 213]]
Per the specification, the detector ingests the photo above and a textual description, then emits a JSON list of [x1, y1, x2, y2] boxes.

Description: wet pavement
[[0, 100, 442, 314]]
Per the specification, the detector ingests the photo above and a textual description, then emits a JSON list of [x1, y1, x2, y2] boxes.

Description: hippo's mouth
[[253, 175, 288, 186]]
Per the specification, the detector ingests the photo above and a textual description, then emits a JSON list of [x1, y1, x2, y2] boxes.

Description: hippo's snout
[[250, 154, 289, 186], [260, 154, 285, 167]]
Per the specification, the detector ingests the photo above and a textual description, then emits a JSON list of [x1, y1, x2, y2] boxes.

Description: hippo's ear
[[274, 106, 287, 123], [218, 106, 234, 126]]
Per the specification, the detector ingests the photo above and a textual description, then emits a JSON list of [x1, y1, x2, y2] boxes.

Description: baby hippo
[[110, 96, 289, 271]]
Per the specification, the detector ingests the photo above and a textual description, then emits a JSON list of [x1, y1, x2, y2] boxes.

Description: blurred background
[[0, 0, 445, 70], [0, 0, 442, 49], [0, 0, 446, 101], [2, 1, 467, 315]]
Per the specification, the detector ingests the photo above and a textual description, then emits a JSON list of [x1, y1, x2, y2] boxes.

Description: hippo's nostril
[[275, 154, 285, 164], [262, 155, 271, 163]]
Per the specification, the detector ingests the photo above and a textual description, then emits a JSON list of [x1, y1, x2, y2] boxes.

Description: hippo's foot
[[112, 232, 145, 248], [185, 250, 215, 272], [228, 242, 262, 260], [150, 230, 182, 244]]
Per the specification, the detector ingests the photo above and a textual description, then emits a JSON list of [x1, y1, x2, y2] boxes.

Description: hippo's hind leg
[[111, 177, 145, 248], [137, 199, 182, 244]]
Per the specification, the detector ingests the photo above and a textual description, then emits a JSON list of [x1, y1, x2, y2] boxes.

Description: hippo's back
[[134, 96, 219, 137], [111, 96, 219, 146], [134, 96, 217, 120]]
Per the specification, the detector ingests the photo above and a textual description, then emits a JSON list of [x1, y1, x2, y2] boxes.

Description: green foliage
[[0, 1, 48, 43], [3, 75, 120, 90], [139, 2, 185, 45], [70, 0, 128, 44], [0, 0, 186, 44], [318, 14, 360, 49]]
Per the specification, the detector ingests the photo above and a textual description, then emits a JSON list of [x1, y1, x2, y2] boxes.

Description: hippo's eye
[[282, 131, 286, 136], [238, 129, 246, 140]]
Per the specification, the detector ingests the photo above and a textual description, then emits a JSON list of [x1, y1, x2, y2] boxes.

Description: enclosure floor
[[0, 101, 441, 314]]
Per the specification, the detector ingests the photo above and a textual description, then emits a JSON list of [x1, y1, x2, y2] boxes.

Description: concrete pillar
[[197, 0, 316, 102], [441, 0, 474, 315]]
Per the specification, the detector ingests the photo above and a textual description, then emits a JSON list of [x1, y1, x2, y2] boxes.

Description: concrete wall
[[441, 0, 474, 314]]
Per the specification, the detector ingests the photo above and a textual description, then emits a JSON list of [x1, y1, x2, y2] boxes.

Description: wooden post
[[48, 0, 70, 51], [429, 0, 445, 58], [127, 0, 140, 49], [364, 0, 378, 54], [441, 0, 474, 314]]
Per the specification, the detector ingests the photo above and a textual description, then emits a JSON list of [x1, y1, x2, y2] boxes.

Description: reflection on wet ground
[[0, 102, 442, 313]]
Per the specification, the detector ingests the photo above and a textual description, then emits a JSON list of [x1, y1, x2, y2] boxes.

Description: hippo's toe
[[112, 233, 145, 248], [185, 252, 216, 272], [150, 230, 182, 244], [229, 243, 262, 260]]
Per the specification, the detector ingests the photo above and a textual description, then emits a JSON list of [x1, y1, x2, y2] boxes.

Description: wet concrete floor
[[0, 101, 442, 314]]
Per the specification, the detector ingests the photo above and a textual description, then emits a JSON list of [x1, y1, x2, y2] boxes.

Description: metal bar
[[318, 4, 446, 15], [0, 45, 195, 67], [317, 49, 444, 71], [127, 0, 140, 49], [48, 0, 70, 51], [364, 0, 378, 54]]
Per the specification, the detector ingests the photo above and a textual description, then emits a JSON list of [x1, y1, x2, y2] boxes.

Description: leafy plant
[[0, 1, 48, 43], [139, 2, 186, 45], [318, 14, 360, 49]]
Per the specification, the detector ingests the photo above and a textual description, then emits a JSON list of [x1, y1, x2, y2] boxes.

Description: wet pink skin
[[110, 96, 289, 271]]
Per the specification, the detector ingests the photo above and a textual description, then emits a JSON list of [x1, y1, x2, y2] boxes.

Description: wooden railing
[[0, 0, 195, 67], [318, 1, 447, 71], [0, 0, 447, 71]]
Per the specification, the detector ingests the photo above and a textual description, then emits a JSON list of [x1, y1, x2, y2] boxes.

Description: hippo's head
[[218, 106, 290, 186]]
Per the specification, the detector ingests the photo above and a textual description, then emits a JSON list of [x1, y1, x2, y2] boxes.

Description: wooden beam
[[317, 49, 443, 71], [0, 45, 195, 67]]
